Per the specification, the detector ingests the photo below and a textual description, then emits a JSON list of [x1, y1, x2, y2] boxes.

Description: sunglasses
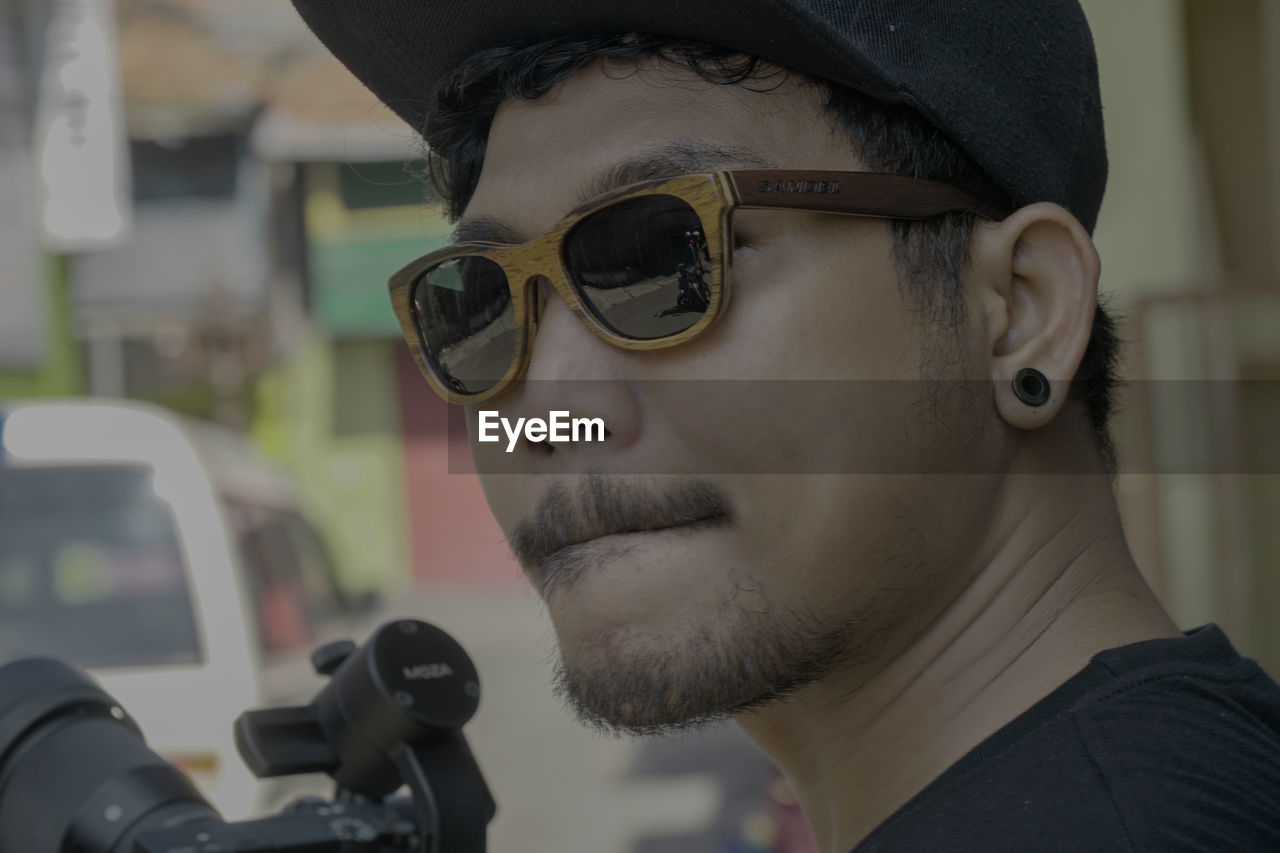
[[390, 170, 1011, 405]]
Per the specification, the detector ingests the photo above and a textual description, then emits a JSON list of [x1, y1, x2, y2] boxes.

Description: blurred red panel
[[394, 343, 520, 585]]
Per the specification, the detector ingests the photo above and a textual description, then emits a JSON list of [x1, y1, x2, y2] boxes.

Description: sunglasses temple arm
[[726, 171, 1010, 221]]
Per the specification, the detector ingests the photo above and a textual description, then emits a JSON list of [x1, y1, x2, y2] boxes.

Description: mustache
[[509, 476, 734, 579]]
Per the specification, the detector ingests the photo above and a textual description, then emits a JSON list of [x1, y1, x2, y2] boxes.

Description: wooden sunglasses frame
[[389, 169, 1012, 405]]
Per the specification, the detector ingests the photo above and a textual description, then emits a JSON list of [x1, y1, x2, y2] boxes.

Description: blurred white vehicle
[[0, 399, 375, 819]]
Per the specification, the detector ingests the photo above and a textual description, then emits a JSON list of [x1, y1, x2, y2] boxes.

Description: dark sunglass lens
[[412, 256, 516, 395], [564, 195, 711, 340]]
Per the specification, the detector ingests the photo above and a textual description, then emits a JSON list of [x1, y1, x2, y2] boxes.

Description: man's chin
[[546, 604, 862, 738], [550, 644, 745, 738]]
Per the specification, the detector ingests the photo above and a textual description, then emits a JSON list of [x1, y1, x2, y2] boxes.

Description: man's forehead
[[458, 65, 839, 242], [452, 140, 772, 245]]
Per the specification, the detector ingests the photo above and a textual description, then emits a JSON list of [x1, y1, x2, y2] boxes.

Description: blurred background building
[[3, 0, 513, 598], [0, 1, 1277, 850]]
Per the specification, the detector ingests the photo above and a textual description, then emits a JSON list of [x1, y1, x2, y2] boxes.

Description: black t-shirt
[[854, 626, 1280, 852]]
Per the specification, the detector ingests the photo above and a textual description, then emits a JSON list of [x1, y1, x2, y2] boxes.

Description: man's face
[[461, 62, 1006, 733]]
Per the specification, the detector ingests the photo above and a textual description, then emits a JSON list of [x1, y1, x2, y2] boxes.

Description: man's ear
[[970, 203, 1099, 430]]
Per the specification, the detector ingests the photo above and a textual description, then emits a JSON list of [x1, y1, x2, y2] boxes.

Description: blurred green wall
[[0, 257, 83, 399], [252, 331, 411, 595]]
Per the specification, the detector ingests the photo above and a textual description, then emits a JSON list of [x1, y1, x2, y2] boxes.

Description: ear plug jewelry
[[1013, 368, 1051, 407]]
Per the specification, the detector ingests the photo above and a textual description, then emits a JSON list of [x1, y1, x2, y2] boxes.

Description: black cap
[[290, 0, 1108, 232]]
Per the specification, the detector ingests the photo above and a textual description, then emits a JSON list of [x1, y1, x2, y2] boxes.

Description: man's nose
[[478, 278, 642, 472]]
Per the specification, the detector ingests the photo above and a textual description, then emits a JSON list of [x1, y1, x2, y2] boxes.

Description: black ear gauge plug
[[1013, 368, 1051, 407]]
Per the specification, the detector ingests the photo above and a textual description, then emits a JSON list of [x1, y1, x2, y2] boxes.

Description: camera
[[0, 619, 496, 853]]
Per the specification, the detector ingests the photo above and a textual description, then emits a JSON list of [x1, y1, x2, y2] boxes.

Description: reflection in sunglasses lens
[[413, 256, 516, 394], [564, 195, 711, 339]]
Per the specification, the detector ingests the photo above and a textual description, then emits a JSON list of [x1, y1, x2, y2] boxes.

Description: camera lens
[[0, 657, 220, 853]]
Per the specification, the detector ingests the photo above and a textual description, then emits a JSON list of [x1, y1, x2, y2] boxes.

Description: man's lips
[[527, 512, 730, 601], [540, 513, 725, 562], [508, 476, 736, 577]]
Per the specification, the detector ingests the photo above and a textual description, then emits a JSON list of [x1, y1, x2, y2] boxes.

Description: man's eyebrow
[[451, 215, 525, 245], [450, 140, 772, 246], [582, 141, 773, 203]]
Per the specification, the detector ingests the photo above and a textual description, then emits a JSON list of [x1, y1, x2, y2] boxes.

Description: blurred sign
[[0, 6, 46, 368], [301, 161, 447, 338], [33, 0, 132, 251], [310, 233, 433, 338]]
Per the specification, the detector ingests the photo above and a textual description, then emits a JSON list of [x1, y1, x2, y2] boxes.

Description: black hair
[[421, 34, 1119, 470]]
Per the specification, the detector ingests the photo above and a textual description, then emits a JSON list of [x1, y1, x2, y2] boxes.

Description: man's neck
[[735, 473, 1180, 853]]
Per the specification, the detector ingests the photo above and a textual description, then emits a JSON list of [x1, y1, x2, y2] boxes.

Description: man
[[293, 2, 1280, 850]]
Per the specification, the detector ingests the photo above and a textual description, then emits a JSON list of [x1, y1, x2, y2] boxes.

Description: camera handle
[[236, 712, 491, 853], [236, 621, 496, 852], [391, 733, 491, 853]]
